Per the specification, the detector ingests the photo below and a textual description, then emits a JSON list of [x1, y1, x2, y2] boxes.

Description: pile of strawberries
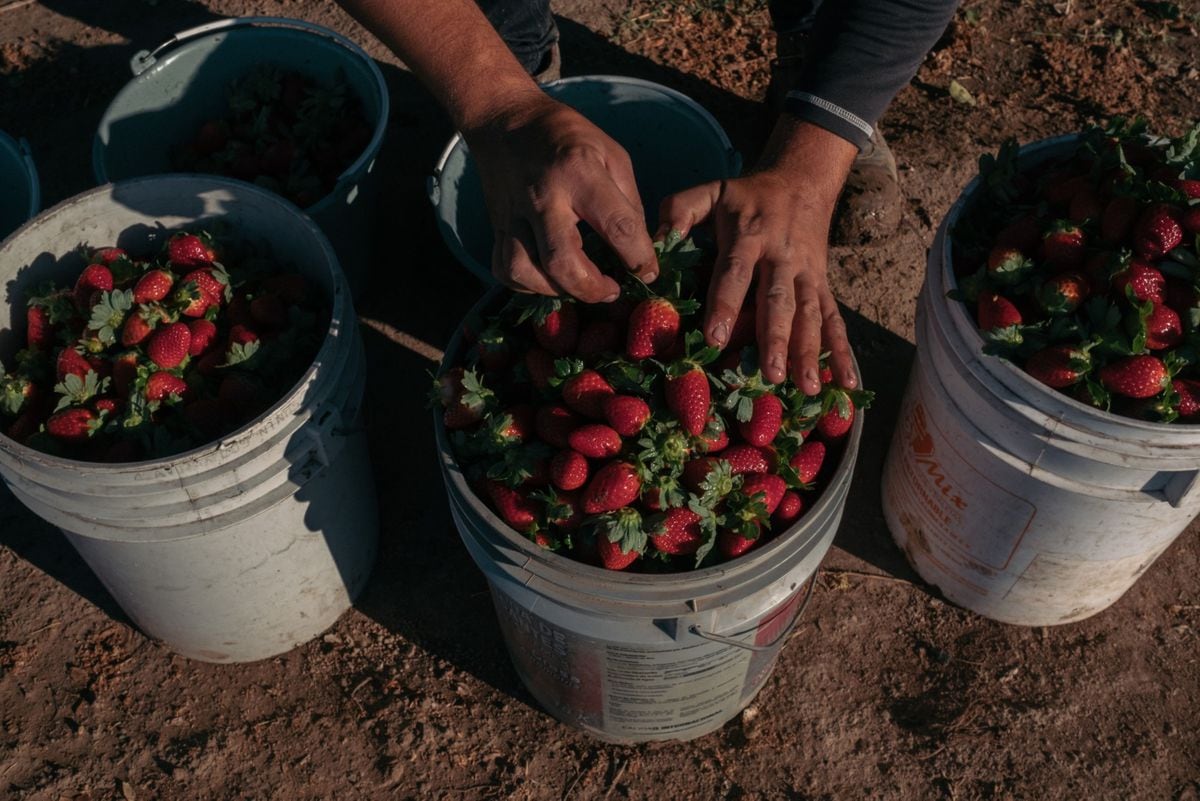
[[433, 236, 872, 572], [173, 65, 373, 210], [0, 231, 327, 462], [950, 118, 1200, 422]]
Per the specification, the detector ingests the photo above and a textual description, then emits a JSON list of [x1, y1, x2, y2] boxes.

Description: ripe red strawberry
[[167, 233, 216, 268], [816, 391, 856, 440], [74, 263, 114, 310], [626, 297, 681, 359], [1171, 178, 1200, 199], [772, 491, 804, 528], [977, 293, 1023, 330], [1039, 221, 1086, 272], [581, 461, 641, 514], [738, 473, 787, 515], [436, 367, 493, 430], [665, 367, 710, 436], [188, 319, 219, 356], [592, 507, 646, 570], [25, 306, 51, 351], [112, 352, 140, 398], [681, 457, 720, 493], [121, 311, 155, 347], [721, 444, 772, 475], [550, 450, 589, 491], [534, 404, 578, 448], [1112, 261, 1166, 303], [542, 488, 584, 530], [603, 395, 651, 437], [1144, 303, 1184, 351], [91, 247, 127, 265], [789, 440, 826, 485], [46, 408, 96, 443], [486, 405, 535, 448], [532, 302, 579, 356], [524, 347, 556, 392], [147, 322, 192, 369], [56, 348, 93, 382], [986, 247, 1033, 284], [567, 423, 622, 459], [1024, 344, 1091, 389], [737, 394, 783, 447], [92, 397, 122, 416], [1067, 189, 1102, 223], [717, 525, 761, 559], [1098, 355, 1168, 399], [228, 324, 259, 346], [697, 414, 729, 453], [133, 269, 175, 304], [145, 371, 189, 402], [177, 268, 226, 317], [485, 480, 537, 529], [1183, 206, 1200, 236], [1099, 196, 1139, 245], [1037, 272, 1088, 314], [575, 319, 622, 359], [1173, 378, 1200, 418], [561, 369, 615, 419], [250, 293, 288, 330], [1132, 204, 1183, 258], [649, 507, 705, 556]]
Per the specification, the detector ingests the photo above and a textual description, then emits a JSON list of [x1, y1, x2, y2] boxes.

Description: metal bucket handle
[[688, 574, 817, 653]]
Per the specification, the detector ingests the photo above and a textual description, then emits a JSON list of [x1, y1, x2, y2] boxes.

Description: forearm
[[757, 117, 858, 212], [336, 0, 544, 131]]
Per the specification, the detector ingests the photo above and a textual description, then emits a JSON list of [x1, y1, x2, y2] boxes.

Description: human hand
[[655, 121, 860, 395], [463, 94, 658, 303]]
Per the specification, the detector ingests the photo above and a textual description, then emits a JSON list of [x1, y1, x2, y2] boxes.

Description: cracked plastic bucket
[[435, 288, 862, 743], [0, 176, 378, 662], [429, 75, 742, 283], [92, 16, 389, 296], [880, 135, 1200, 626], [0, 130, 39, 240]]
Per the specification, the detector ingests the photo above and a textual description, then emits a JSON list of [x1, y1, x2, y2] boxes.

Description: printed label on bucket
[[886, 392, 1036, 594]]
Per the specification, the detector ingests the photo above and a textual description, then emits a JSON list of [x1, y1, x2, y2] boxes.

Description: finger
[[531, 204, 622, 303], [820, 290, 859, 389], [495, 228, 559, 297], [787, 274, 825, 396], [656, 182, 721, 241], [704, 212, 763, 350], [606, 146, 647, 222], [754, 260, 797, 385], [574, 179, 658, 284]]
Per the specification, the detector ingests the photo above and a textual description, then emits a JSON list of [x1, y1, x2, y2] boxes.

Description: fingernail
[[642, 270, 659, 284], [653, 225, 670, 241], [805, 368, 820, 392], [710, 321, 729, 347], [770, 354, 786, 379], [602, 291, 620, 303]]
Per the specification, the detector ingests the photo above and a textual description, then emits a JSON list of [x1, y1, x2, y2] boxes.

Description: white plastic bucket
[[428, 75, 743, 283], [92, 17, 390, 296], [0, 130, 39, 240], [436, 289, 862, 743], [0, 176, 379, 662], [881, 136, 1200, 626]]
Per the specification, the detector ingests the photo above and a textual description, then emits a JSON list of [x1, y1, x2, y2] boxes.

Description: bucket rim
[[91, 16, 390, 216], [937, 132, 1200, 435], [0, 174, 352, 473], [434, 284, 864, 591], [0, 130, 40, 223]]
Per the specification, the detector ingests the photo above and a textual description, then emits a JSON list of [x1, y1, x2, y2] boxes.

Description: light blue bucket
[[92, 17, 389, 295], [0, 131, 40, 241], [428, 75, 742, 282]]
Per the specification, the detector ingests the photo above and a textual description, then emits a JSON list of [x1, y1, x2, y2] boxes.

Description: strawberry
[[229, 324, 259, 346], [1174, 378, 1200, 419], [567, 423, 622, 459], [665, 367, 710, 436], [1132, 204, 1183, 258], [815, 391, 856, 440], [74, 264, 114, 310], [524, 347, 556, 392], [1037, 272, 1088, 315], [737, 393, 783, 447], [25, 306, 52, 351], [1099, 196, 1139, 245], [147, 322, 192, 369], [541, 488, 584, 530], [626, 298, 682, 360], [986, 247, 1033, 285], [603, 395, 651, 437], [1024, 344, 1091, 389], [789, 440, 826, 485], [721, 444, 773, 475], [1098, 355, 1168, 399], [1183, 206, 1200, 236], [649, 507, 706, 556], [250, 293, 288, 330], [1165, 278, 1199, 316], [772, 491, 804, 528], [484, 405, 535, 449], [91, 247, 127, 265], [56, 348, 92, 382], [435, 367, 493, 430], [550, 450, 589, 491], [1039, 220, 1086, 272], [717, 525, 761, 559], [145, 371, 189, 403], [167, 233, 216, 268], [575, 319, 622, 359], [1171, 178, 1200, 199], [1067, 189, 1102, 223], [589, 507, 646, 570], [473, 326, 512, 373], [977, 292, 1023, 330], [133, 269, 175, 304], [176, 268, 227, 317], [534, 404, 578, 448], [697, 414, 729, 453], [187, 319, 219, 357], [1144, 303, 1184, 351], [1112, 260, 1166, 304], [581, 460, 641, 514], [111, 352, 140, 398], [121, 311, 156, 347], [738, 473, 787, 515], [561, 369, 615, 419], [45, 408, 96, 443], [485, 480, 538, 530], [532, 302, 579, 356], [92, 397, 122, 416]]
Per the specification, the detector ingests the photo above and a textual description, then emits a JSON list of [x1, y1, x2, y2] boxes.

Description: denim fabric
[[475, 0, 557, 74]]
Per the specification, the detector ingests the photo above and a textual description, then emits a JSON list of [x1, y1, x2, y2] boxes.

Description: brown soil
[[2, 1, 1200, 799]]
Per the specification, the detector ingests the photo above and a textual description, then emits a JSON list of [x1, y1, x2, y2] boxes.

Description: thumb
[[655, 181, 722, 241]]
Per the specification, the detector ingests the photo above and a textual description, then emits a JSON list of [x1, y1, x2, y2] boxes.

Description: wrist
[[453, 76, 548, 136], [753, 117, 857, 207]]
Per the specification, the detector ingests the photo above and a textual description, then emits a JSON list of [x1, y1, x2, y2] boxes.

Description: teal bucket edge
[[0, 131, 41, 241]]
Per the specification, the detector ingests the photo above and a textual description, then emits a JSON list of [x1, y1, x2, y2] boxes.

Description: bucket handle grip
[[131, 16, 373, 76], [688, 576, 816, 653]]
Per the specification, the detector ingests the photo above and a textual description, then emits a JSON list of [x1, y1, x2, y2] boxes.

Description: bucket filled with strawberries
[[433, 234, 872, 573]]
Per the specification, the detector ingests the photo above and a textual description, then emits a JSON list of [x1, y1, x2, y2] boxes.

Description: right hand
[[463, 94, 658, 302]]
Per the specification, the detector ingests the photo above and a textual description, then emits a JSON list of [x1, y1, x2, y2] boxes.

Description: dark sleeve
[[783, 0, 962, 150]]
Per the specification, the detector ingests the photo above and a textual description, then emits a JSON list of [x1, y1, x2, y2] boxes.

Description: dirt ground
[[2, 0, 1200, 799]]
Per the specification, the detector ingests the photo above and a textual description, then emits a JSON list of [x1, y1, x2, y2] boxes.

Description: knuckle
[[763, 283, 796, 316], [797, 297, 823, 327], [603, 213, 639, 241], [735, 212, 765, 237], [721, 255, 754, 282], [559, 144, 599, 172]]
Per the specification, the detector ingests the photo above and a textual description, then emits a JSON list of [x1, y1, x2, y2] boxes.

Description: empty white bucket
[[0, 176, 379, 661], [881, 136, 1200, 626]]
